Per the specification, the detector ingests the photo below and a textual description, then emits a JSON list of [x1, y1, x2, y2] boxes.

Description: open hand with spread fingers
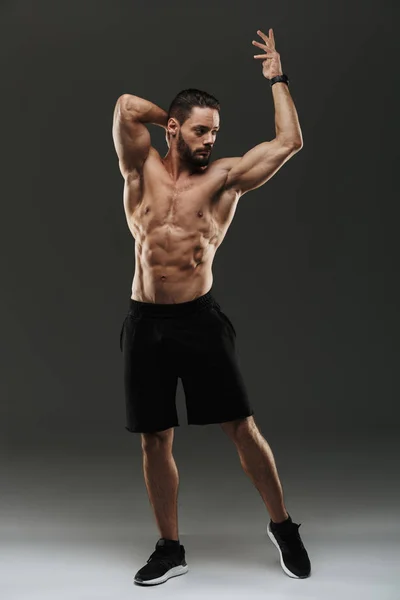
[[252, 28, 283, 80]]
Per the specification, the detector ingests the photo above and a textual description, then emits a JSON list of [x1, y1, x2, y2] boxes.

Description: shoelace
[[274, 523, 306, 555], [147, 549, 179, 569]]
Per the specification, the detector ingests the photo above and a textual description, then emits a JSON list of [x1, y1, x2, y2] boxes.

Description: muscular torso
[[123, 147, 240, 303]]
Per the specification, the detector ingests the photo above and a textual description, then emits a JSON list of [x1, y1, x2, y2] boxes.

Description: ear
[[167, 117, 178, 138]]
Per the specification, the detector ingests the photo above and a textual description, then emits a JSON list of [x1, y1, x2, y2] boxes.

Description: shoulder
[[147, 146, 163, 163], [130, 146, 163, 178], [206, 157, 241, 189], [211, 156, 241, 173]]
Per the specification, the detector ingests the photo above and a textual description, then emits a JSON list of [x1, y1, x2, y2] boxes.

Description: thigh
[[178, 306, 253, 424], [121, 315, 179, 433]]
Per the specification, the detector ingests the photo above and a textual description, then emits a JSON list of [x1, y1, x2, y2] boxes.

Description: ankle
[[271, 512, 291, 525]]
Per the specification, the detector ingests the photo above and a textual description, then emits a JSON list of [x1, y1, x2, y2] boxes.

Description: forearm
[[271, 83, 303, 148], [119, 94, 168, 128]]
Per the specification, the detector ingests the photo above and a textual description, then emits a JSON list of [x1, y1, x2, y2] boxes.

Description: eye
[[194, 128, 218, 136]]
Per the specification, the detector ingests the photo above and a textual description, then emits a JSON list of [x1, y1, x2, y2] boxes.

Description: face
[[171, 106, 220, 167]]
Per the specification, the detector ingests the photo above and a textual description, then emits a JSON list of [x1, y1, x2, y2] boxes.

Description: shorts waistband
[[128, 290, 219, 318]]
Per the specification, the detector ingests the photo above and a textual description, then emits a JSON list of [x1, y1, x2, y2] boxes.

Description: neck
[[162, 152, 206, 181]]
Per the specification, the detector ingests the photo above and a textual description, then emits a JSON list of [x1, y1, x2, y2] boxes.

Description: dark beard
[[177, 130, 210, 167]]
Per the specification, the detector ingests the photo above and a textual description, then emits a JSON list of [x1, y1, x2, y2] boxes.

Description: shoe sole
[[267, 523, 310, 579], [134, 564, 188, 586]]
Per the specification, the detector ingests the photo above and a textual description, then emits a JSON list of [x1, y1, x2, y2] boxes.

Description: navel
[[197, 210, 203, 218]]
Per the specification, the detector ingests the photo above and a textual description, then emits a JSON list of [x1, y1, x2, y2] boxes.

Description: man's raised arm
[[112, 94, 168, 178], [225, 28, 303, 196]]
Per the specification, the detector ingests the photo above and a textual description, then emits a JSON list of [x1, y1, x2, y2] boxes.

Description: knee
[[220, 415, 257, 440], [141, 428, 174, 453]]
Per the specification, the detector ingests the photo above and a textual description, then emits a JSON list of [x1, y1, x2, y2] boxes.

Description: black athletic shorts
[[119, 289, 254, 433]]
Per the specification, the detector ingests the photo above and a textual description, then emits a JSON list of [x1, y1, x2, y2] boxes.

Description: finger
[[253, 54, 272, 59], [270, 28, 275, 47], [269, 29, 275, 50], [252, 40, 268, 50], [257, 29, 270, 45]]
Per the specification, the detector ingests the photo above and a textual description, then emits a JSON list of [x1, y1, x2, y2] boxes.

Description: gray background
[[1, 1, 399, 599]]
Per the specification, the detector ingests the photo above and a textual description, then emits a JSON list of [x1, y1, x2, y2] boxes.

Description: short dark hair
[[167, 88, 220, 126]]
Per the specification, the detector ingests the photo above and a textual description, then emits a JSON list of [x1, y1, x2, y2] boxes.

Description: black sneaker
[[134, 538, 188, 586], [267, 515, 311, 578]]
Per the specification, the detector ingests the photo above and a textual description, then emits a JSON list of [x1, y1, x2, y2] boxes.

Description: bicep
[[112, 95, 151, 177], [225, 138, 299, 196]]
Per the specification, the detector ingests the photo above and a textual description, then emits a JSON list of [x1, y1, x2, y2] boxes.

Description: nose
[[204, 133, 214, 145]]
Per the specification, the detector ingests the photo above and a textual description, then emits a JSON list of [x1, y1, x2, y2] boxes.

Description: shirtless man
[[113, 28, 311, 586]]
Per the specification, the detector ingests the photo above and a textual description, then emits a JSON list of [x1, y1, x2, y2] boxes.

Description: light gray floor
[[3, 428, 399, 599]]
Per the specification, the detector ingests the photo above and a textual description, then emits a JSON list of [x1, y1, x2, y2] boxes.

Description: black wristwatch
[[270, 74, 289, 87]]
